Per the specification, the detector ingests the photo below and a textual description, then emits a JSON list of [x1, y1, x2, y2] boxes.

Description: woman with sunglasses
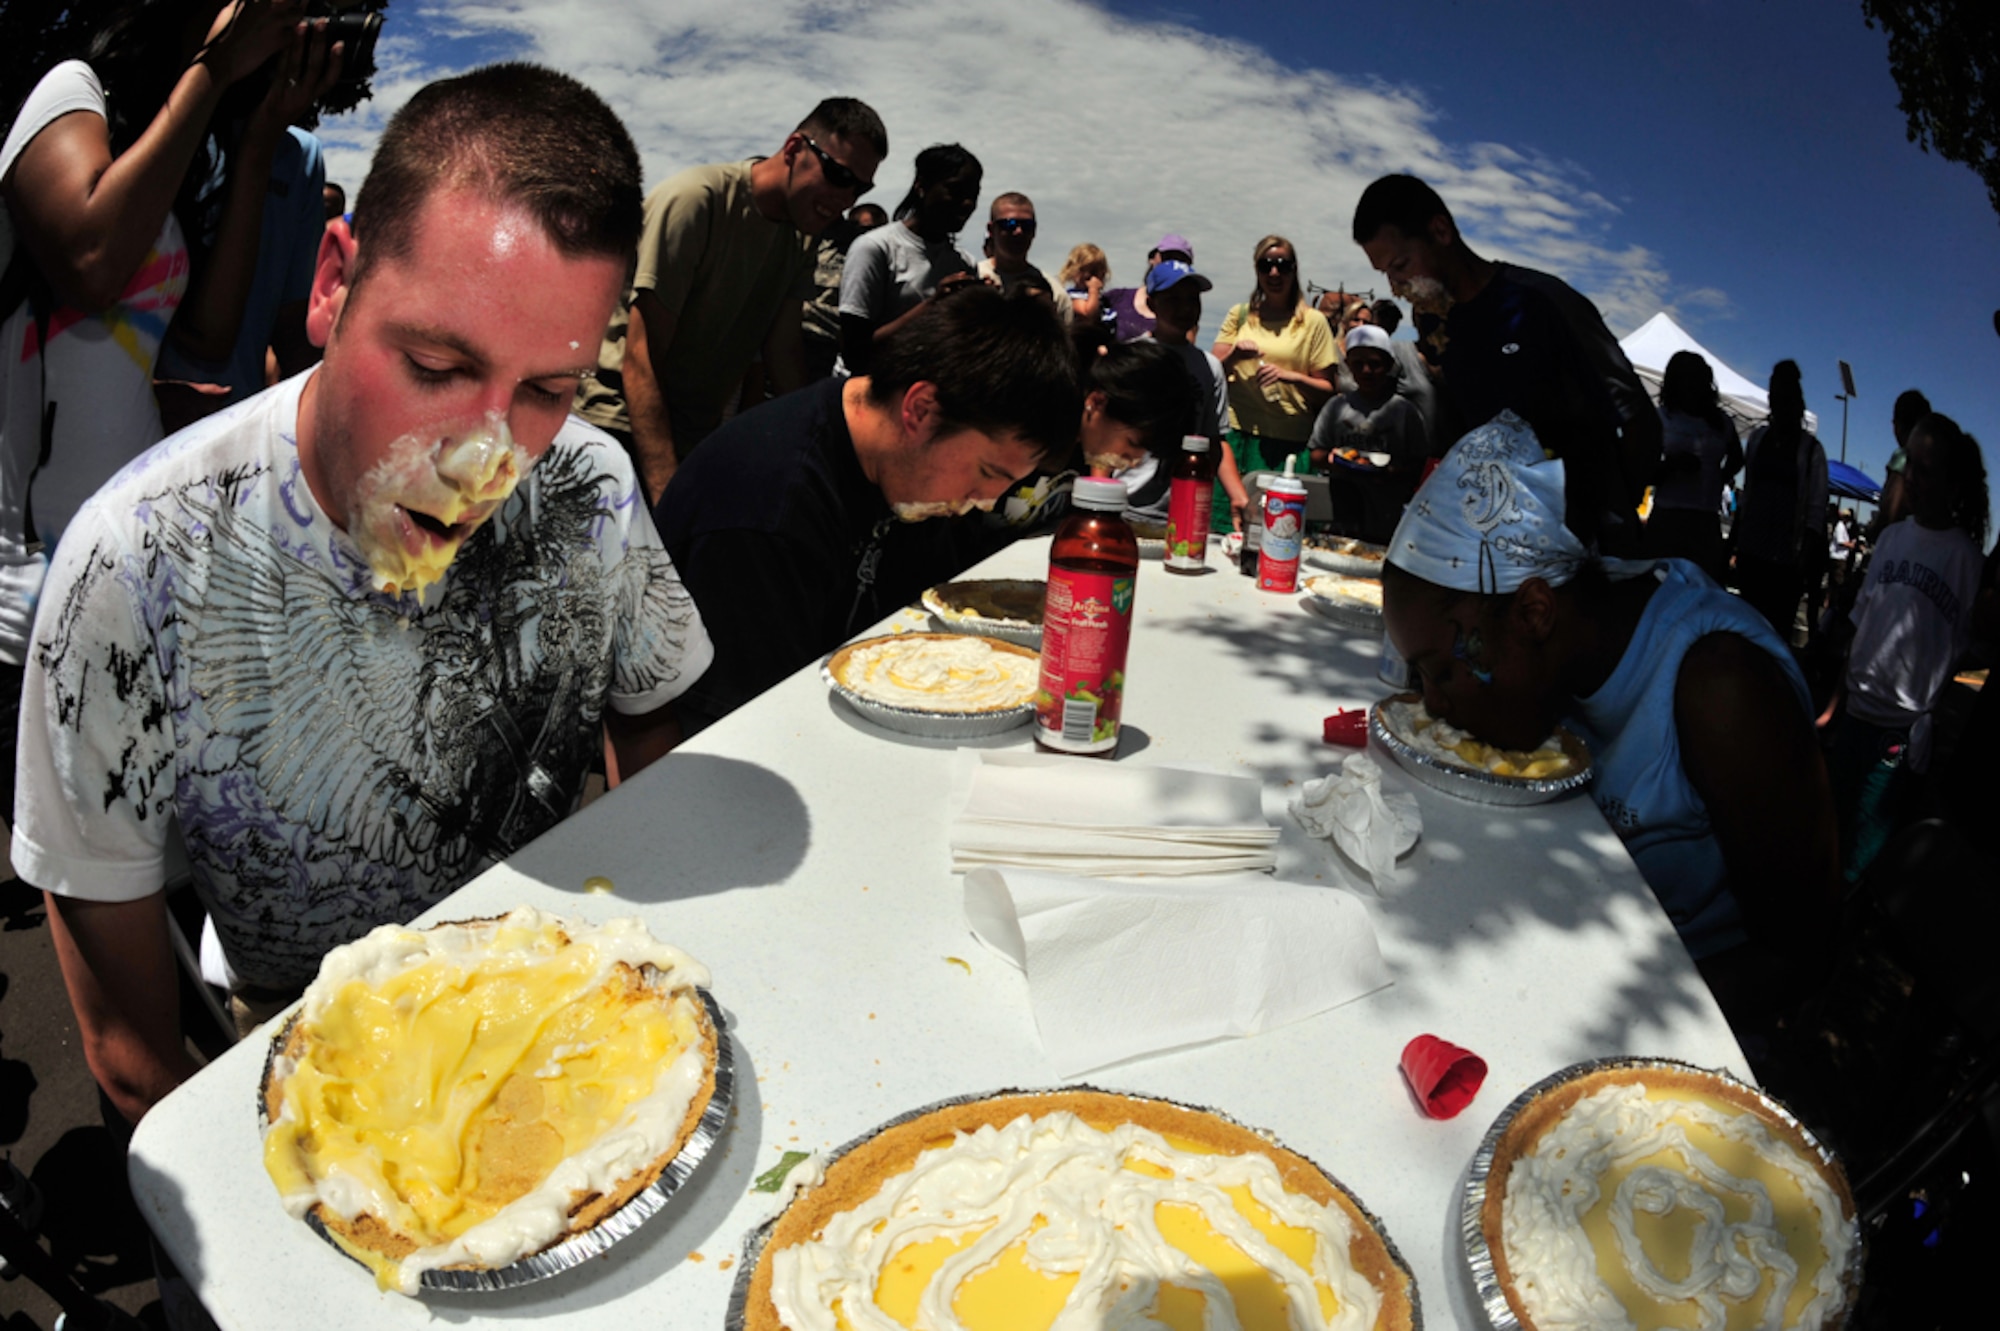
[[1211, 235, 1336, 521], [837, 142, 983, 376]]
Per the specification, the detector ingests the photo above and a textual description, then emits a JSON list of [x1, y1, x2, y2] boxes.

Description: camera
[[305, 1, 384, 89]]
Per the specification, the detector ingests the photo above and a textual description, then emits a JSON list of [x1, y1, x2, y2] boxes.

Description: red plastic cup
[[1322, 709, 1368, 747], [1401, 1034, 1487, 1119]]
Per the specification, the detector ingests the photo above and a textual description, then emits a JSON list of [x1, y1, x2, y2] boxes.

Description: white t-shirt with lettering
[[1845, 516, 1983, 767]]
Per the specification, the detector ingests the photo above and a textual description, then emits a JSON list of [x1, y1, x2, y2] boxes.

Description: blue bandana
[[1386, 411, 1591, 593]]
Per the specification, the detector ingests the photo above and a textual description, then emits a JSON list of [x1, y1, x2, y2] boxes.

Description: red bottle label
[[1164, 476, 1212, 569], [1036, 567, 1135, 752]]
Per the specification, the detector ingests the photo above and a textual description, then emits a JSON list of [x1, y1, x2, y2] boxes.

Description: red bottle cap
[[1322, 709, 1368, 747], [1400, 1034, 1488, 1119]]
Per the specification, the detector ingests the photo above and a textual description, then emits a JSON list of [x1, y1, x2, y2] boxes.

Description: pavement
[[1, 844, 173, 1330]]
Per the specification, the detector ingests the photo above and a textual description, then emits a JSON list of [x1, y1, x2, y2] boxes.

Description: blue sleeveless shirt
[[1568, 559, 1809, 960]]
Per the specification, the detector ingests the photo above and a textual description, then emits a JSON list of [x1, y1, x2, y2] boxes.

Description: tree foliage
[[1862, 1, 2000, 222]]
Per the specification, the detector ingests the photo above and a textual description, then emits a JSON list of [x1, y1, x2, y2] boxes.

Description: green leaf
[[753, 1150, 812, 1193]]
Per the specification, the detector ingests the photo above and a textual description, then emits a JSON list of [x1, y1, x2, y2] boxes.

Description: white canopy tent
[[1618, 311, 1819, 438]]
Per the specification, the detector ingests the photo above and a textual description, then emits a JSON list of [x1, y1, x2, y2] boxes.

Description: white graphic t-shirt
[[11, 372, 714, 986], [1, 61, 190, 663]]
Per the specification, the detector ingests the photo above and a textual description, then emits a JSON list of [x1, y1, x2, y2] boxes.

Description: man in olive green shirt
[[578, 98, 887, 502]]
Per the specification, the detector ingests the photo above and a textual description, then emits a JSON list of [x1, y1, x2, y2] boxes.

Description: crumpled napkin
[[964, 867, 1390, 1075], [1288, 751, 1421, 891]]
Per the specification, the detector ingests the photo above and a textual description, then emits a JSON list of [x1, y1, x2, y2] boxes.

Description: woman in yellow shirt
[[1212, 235, 1337, 500]]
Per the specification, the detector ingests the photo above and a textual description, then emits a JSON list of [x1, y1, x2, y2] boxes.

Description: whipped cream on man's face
[[892, 497, 996, 522], [348, 411, 532, 595]]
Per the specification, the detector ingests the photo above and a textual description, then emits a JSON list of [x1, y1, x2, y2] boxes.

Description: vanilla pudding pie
[[260, 908, 716, 1293], [1481, 1064, 1858, 1331], [827, 632, 1038, 714], [745, 1090, 1416, 1331]]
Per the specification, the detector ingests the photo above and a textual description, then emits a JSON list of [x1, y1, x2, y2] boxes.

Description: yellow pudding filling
[[261, 909, 713, 1293], [831, 633, 1039, 713], [1494, 1073, 1856, 1331], [1399, 701, 1577, 780], [760, 1102, 1409, 1331]]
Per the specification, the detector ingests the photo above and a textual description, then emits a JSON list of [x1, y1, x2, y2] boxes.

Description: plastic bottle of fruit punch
[[1163, 435, 1216, 575], [1036, 478, 1138, 757], [1255, 454, 1308, 593]]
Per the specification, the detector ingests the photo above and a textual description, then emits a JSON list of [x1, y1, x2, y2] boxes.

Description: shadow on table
[[125, 1152, 201, 1303], [1158, 606, 1385, 702], [1217, 696, 1722, 1054], [428, 1024, 765, 1321], [509, 754, 812, 907]]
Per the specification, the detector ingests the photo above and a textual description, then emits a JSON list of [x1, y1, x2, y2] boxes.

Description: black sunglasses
[[1258, 254, 1296, 274], [992, 216, 1037, 237], [801, 136, 873, 196]]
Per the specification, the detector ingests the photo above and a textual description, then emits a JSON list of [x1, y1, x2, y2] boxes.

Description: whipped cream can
[[1256, 474, 1307, 593]]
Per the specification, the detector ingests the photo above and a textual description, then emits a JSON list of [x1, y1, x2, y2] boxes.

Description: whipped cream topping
[[1500, 1081, 1855, 1331], [836, 636, 1037, 713], [349, 413, 532, 598], [769, 1111, 1384, 1331], [1385, 700, 1572, 779], [266, 907, 713, 1295], [893, 498, 995, 522]]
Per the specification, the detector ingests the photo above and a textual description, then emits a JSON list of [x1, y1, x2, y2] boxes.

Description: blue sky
[[319, 0, 1998, 532]]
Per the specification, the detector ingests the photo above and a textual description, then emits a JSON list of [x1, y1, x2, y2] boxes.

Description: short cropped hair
[[1370, 299, 1402, 333], [351, 63, 642, 287], [1352, 174, 1452, 244], [1089, 340, 1198, 458], [990, 191, 1033, 217], [798, 97, 888, 158], [867, 285, 1081, 461]]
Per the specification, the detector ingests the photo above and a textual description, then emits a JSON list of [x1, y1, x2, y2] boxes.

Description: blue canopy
[[1827, 460, 1880, 503]]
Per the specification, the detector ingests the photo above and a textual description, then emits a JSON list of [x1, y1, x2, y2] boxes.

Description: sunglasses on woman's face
[[801, 136, 873, 195], [1259, 254, 1296, 275], [992, 217, 1037, 237]]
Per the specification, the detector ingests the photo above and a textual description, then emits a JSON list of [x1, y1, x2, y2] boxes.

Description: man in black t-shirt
[[1351, 174, 1660, 551], [654, 285, 1080, 734]]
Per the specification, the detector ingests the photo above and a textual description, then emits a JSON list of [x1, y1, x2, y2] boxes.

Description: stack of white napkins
[[965, 867, 1391, 1075], [948, 752, 1279, 876]]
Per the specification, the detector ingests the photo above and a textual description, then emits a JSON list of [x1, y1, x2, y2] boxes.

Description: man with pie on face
[[1351, 173, 1660, 552], [655, 284, 1079, 737], [577, 98, 888, 504], [11, 64, 713, 1125]]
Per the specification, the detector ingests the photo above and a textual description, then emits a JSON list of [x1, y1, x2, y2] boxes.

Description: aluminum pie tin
[[1303, 538, 1389, 578], [1129, 519, 1170, 561], [259, 986, 733, 1293], [920, 579, 1045, 648], [1301, 574, 1386, 633], [726, 1084, 1421, 1331], [1369, 695, 1592, 807], [824, 633, 1038, 739], [1460, 1056, 1861, 1331]]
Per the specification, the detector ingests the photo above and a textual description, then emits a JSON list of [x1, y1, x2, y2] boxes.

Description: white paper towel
[[964, 867, 1391, 1075], [950, 753, 1278, 876]]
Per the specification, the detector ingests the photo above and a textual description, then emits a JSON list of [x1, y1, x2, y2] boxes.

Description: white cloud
[[316, 0, 1703, 337]]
